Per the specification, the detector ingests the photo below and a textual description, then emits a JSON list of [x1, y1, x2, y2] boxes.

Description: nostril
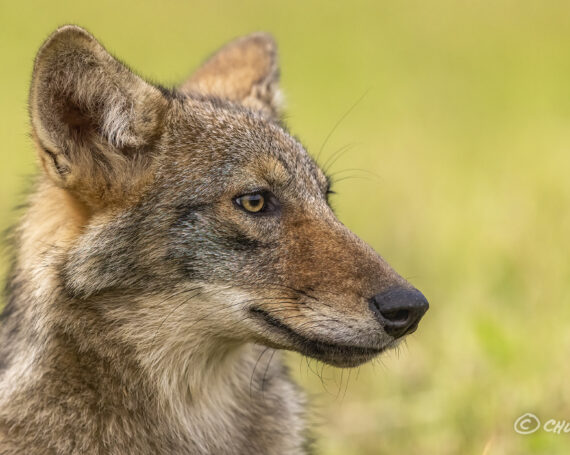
[[380, 309, 410, 324], [369, 287, 429, 338]]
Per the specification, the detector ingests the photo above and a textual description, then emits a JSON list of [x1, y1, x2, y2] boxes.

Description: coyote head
[[29, 26, 428, 370]]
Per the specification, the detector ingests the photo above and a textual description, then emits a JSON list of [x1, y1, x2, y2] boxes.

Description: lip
[[250, 307, 388, 367]]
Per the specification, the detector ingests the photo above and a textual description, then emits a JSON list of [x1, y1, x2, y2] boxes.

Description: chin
[[251, 307, 396, 368]]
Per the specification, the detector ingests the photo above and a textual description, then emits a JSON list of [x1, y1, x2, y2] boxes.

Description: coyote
[[0, 26, 428, 454]]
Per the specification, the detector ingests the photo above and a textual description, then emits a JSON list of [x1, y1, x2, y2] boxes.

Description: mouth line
[[249, 307, 385, 360]]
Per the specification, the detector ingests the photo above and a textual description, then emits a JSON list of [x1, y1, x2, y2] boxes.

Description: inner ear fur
[[179, 32, 282, 119], [30, 25, 168, 208]]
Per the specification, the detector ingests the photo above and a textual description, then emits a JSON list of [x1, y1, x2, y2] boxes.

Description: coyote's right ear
[[30, 25, 167, 208]]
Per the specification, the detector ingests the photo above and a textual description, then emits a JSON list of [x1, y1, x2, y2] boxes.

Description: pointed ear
[[180, 33, 282, 119], [30, 25, 168, 208]]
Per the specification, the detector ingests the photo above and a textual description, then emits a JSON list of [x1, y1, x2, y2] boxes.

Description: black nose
[[369, 288, 429, 338]]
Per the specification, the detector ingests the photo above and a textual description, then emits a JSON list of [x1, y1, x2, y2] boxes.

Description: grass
[[1, 1, 570, 453]]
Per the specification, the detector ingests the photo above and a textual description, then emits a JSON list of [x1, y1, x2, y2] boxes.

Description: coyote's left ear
[[180, 33, 282, 119]]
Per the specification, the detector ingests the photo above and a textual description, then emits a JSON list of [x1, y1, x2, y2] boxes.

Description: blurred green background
[[1, 1, 569, 454]]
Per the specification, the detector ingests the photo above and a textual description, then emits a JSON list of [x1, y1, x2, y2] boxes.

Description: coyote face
[[27, 26, 428, 370], [0, 25, 430, 454]]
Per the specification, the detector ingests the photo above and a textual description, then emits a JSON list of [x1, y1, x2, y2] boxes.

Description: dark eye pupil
[[247, 195, 262, 207]]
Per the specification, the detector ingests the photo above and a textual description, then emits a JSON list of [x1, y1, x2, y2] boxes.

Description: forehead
[[159, 99, 329, 194]]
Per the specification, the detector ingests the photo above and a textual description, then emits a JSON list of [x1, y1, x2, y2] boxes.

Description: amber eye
[[235, 193, 266, 213], [234, 191, 280, 215]]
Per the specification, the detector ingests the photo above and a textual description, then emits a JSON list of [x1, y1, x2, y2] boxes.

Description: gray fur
[[0, 25, 426, 454]]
